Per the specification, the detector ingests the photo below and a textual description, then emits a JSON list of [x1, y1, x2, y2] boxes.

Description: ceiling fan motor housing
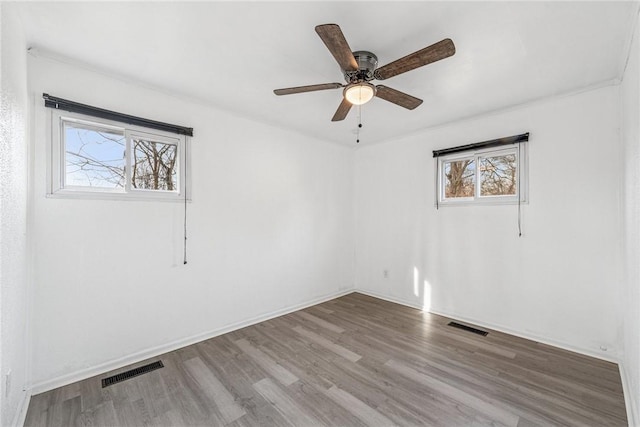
[[344, 51, 378, 83]]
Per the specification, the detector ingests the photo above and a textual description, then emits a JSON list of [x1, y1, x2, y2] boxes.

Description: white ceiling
[[13, 1, 639, 145]]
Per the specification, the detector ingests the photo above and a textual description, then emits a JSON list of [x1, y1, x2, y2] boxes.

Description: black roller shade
[[433, 132, 529, 158], [43, 93, 193, 137]]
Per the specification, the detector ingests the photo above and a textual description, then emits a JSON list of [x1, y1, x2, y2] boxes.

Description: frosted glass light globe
[[344, 83, 375, 105]]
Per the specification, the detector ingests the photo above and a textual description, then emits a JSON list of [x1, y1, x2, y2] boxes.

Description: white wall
[[621, 7, 640, 426], [0, 4, 31, 426], [28, 54, 355, 391], [354, 85, 623, 360]]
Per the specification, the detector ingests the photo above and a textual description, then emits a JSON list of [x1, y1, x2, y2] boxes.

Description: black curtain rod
[[43, 93, 194, 137], [432, 132, 529, 158]]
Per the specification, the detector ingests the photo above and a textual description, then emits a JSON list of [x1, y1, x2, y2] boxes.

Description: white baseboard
[[620, 362, 639, 427], [30, 289, 353, 394], [11, 390, 31, 427], [354, 289, 620, 364], [355, 289, 428, 313]]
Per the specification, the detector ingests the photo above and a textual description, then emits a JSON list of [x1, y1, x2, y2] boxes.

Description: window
[[50, 110, 189, 200], [437, 145, 527, 205]]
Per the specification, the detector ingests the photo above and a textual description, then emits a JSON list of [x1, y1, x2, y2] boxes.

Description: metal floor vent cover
[[448, 321, 488, 336], [102, 361, 164, 388]]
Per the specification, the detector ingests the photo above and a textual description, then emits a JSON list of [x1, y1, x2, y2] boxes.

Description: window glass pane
[[131, 138, 178, 191], [479, 154, 517, 196], [64, 123, 125, 188], [444, 159, 475, 198]]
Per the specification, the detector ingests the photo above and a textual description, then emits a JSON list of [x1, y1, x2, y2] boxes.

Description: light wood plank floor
[[25, 293, 628, 426]]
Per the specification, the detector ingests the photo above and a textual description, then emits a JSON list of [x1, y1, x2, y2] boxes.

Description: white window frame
[[48, 109, 191, 201], [436, 144, 528, 206]]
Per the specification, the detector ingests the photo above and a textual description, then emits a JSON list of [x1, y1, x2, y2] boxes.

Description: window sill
[[436, 199, 528, 207], [46, 190, 191, 203]]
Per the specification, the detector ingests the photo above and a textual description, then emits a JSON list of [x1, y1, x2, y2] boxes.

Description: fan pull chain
[[356, 105, 362, 144]]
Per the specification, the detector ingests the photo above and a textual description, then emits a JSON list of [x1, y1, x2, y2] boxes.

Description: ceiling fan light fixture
[[344, 82, 376, 105]]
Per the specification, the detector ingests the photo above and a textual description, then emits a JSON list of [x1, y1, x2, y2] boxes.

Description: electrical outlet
[[383, 270, 389, 278], [5, 370, 11, 398]]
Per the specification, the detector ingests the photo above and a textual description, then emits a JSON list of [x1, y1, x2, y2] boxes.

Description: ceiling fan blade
[[274, 83, 343, 96], [375, 38, 455, 80], [331, 98, 352, 121], [375, 85, 423, 110], [315, 24, 358, 72]]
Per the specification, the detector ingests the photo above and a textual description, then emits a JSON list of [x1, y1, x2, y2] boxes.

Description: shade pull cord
[[517, 142, 522, 237], [183, 136, 188, 264], [435, 158, 439, 210]]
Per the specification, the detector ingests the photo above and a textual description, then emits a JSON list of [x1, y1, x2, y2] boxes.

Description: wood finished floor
[[25, 293, 627, 426]]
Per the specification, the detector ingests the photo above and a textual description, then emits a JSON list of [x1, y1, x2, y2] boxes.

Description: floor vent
[[448, 321, 488, 336], [101, 361, 164, 388]]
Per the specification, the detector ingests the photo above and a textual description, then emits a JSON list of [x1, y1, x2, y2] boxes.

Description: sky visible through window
[[65, 124, 125, 188]]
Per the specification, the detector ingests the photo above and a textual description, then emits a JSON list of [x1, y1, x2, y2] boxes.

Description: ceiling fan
[[274, 24, 456, 122]]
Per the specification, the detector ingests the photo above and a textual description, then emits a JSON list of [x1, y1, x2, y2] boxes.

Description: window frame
[[436, 144, 528, 206], [49, 109, 190, 201]]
